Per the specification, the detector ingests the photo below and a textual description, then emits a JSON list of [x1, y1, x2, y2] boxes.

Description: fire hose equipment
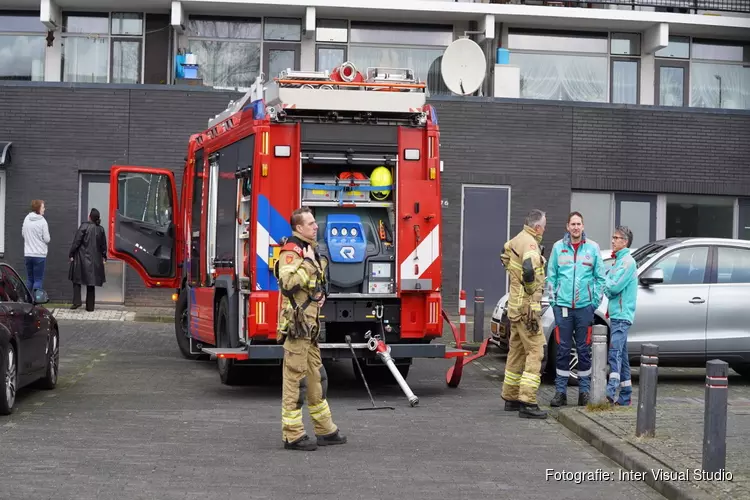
[[365, 331, 419, 407], [346, 335, 395, 411]]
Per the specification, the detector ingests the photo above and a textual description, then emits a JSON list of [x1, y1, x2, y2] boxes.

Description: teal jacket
[[546, 232, 606, 309], [604, 247, 638, 324]]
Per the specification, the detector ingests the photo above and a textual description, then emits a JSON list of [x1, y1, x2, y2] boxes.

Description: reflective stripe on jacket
[[546, 231, 605, 309], [500, 225, 545, 322]]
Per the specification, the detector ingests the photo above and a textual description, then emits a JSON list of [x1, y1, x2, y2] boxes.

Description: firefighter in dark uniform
[[500, 209, 549, 419], [276, 207, 347, 451]]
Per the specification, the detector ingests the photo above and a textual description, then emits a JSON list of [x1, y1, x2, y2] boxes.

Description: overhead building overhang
[[0, 142, 12, 167]]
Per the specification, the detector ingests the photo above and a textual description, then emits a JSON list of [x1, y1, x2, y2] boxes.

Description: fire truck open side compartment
[[108, 62, 472, 392]]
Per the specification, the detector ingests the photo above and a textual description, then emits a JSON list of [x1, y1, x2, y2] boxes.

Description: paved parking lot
[[2, 320, 665, 500], [470, 345, 750, 500]]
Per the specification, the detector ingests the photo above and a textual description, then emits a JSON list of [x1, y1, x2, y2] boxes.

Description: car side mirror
[[639, 268, 664, 286], [33, 289, 49, 305]]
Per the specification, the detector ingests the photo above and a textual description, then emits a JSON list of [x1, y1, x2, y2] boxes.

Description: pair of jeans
[[552, 304, 594, 394], [25, 257, 46, 292], [606, 318, 632, 405]]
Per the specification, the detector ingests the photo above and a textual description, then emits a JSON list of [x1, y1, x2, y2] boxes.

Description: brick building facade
[[1, 83, 749, 309]]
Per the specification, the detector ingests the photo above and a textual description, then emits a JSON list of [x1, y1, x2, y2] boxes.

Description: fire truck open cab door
[[108, 166, 181, 288]]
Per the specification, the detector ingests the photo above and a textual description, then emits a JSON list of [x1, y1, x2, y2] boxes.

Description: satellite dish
[[441, 37, 487, 96]]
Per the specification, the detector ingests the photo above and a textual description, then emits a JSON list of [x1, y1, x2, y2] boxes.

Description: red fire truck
[[108, 62, 472, 391]]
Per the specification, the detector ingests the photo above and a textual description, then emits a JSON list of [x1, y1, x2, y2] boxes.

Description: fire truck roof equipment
[[208, 62, 430, 129]]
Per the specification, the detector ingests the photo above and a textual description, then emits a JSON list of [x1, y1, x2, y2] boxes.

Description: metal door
[[459, 185, 510, 310], [79, 172, 125, 304], [263, 42, 300, 81]]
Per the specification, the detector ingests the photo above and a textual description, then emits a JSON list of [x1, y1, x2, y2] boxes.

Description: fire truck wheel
[[174, 289, 204, 361], [217, 296, 243, 386]]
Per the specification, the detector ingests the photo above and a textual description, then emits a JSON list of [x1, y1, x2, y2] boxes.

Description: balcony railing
[[480, 0, 750, 14]]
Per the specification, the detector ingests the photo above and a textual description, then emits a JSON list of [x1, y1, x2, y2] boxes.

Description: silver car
[[489, 237, 750, 384]]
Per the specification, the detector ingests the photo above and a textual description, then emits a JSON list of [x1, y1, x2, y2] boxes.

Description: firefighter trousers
[[501, 319, 545, 405], [281, 336, 338, 444]]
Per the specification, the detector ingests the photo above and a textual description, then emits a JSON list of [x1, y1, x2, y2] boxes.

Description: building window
[[690, 39, 750, 110], [261, 18, 301, 83], [316, 19, 348, 44], [655, 36, 750, 109], [665, 194, 735, 238], [61, 12, 145, 84], [0, 12, 46, 82], [570, 192, 613, 248], [610, 33, 640, 104], [184, 16, 311, 90], [507, 29, 641, 104], [314, 20, 452, 95], [572, 191, 742, 250]]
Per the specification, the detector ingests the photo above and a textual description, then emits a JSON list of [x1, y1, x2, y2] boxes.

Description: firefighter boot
[[284, 435, 318, 451], [519, 402, 548, 419], [317, 430, 347, 446], [550, 392, 567, 407], [504, 399, 521, 411]]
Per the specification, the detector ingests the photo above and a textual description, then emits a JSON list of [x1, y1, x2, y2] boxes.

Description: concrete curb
[[554, 408, 716, 500]]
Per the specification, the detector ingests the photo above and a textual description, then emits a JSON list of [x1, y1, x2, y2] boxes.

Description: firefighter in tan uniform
[[500, 209, 549, 419], [276, 207, 347, 451]]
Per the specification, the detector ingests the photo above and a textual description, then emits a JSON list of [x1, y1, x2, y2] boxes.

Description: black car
[[0, 263, 59, 415]]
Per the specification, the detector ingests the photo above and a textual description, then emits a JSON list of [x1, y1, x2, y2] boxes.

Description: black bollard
[[702, 359, 729, 473], [473, 289, 484, 343], [635, 343, 659, 438]]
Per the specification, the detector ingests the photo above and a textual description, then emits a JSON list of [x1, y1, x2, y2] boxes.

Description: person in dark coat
[[69, 208, 108, 311]]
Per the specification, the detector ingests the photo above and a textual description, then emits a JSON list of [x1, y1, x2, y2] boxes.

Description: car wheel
[[0, 344, 17, 415], [38, 329, 59, 390]]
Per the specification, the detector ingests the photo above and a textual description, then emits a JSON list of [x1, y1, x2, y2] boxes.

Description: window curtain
[[691, 62, 750, 110], [188, 40, 260, 89], [63, 37, 109, 83], [611, 60, 638, 104], [510, 52, 608, 102], [348, 45, 449, 95]]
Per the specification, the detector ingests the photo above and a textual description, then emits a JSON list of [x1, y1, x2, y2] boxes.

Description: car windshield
[[602, 244, 666, 269], [631, 243, 667, 268]]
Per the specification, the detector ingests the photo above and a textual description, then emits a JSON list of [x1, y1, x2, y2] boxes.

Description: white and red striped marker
[[459, 290, 467, 345]]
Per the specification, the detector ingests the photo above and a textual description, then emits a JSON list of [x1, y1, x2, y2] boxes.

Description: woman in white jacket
[[21, 199, 51, 292]]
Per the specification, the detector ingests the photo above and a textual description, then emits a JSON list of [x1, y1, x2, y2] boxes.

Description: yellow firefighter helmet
[[370, 166, 392, 200]]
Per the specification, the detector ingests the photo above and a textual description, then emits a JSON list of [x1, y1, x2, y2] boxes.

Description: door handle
[[689, 297, 705, 304]]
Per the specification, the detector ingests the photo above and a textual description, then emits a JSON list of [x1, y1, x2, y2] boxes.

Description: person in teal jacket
[[546, 212, 606, 407], [604, 225, 639, 406]]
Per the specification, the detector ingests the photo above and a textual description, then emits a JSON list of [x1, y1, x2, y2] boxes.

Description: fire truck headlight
[[404, 149, 420, 161], [274, 145, 291, 157]]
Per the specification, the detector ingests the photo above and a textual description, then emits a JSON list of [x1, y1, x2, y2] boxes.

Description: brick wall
[[1, 84, 748, 308], [0, 84, 238, 306]]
